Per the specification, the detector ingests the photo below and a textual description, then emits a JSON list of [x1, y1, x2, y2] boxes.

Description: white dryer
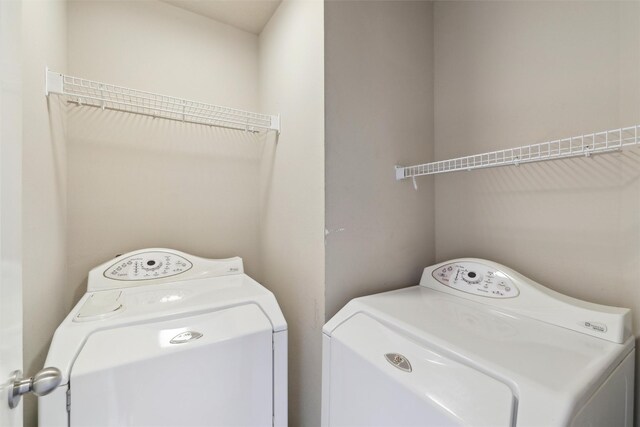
[[39, 248, 287, 427], [322, 258, 634, 427]]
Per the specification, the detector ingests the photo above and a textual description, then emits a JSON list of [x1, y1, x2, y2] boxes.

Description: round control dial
[[462, 270, 483, 284], [141, 259, 163, 272]]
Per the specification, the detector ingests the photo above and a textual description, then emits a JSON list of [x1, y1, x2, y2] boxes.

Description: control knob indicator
[[462, 270, 483, 284]]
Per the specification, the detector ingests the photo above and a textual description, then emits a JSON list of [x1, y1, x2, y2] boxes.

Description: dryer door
[[70, 304, 273, 426], [325, 313, 514, 427]]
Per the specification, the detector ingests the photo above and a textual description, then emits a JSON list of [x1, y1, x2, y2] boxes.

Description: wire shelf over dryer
[[45, 68, 280, 134], [396, 124, 640, 181]]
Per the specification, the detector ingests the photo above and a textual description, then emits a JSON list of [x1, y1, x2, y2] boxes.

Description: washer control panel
[[432, 261, 519, 298], [104, 251, 193, 281]]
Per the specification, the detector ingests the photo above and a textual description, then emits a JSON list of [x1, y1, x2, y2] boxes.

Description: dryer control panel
[[87, 248, 244, 291], [432, 261, 519, 298], [420, 258, 632, 343], [104, 251, 193, 281]]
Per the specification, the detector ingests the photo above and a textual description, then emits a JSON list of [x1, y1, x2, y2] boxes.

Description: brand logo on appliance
[[582, 321, 607, 333], [170, 331, 203, 344], [384, 353, 412, 372]]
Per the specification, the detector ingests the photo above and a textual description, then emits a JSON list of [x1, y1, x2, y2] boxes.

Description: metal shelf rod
[[396, 125, 639, 180], [64, 93, 264, 131]]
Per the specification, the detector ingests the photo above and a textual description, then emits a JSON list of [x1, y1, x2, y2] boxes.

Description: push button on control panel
[[432, 261, 519, 298], [104, 251, 193, 281]]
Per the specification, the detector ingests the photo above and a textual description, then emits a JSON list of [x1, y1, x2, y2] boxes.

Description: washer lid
[[327, 312, 514, 427]]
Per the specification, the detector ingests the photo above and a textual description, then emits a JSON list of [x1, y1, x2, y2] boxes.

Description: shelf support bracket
[[45, 67, 63, 97], [271, 115, 281, 134]]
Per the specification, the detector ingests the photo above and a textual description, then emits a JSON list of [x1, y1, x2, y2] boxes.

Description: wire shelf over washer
[[396, 124, 640, 180], [45, 68, 280, 134]]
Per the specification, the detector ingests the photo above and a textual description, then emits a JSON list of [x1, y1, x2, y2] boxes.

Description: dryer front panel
[[70, 304, 273, 426], [324, 313, 514, 427]]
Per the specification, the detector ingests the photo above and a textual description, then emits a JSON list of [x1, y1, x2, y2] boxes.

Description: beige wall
[[26, 1, 640, 425], [324, 0, 435, 319], [22, 1, 68, 426], [433, 0, 640, 418], [66, 0, 263, 305], [1, 1, 23, 426], [258, 0, 325, 425]]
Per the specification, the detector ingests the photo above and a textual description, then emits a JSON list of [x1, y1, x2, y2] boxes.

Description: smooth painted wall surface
[[433, 0, 640, 418], [324, 1, 435, 319], [1, 0, 23, 426], [258, 0, 325, 424], [22, 1, 67, 426], [67, 1, 263, 303]]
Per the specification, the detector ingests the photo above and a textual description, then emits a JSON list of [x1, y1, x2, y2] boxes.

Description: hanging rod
[[396, 124, 640, 180], [45, 68, 280, 134]]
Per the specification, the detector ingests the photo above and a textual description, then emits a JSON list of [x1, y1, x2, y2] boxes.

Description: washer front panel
[[432, 261, 519, 298], [104, 251, 193, 281]]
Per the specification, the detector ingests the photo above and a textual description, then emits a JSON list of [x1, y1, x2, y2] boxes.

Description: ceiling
[[161, 0, 282, 34]]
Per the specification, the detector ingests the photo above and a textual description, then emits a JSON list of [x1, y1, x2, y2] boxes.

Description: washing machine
[[322, 258, 634, 427], [39, 248, 287, 427]]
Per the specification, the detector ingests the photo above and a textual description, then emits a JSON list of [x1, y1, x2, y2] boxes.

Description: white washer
[[322, 258, 634, 427], [39, 248, 287, 427]]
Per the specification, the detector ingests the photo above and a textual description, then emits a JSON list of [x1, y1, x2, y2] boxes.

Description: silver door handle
[[8, 367, 62, 409]]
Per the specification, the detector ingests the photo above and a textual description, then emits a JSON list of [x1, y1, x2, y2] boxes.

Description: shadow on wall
[[484, 148, 640, 193], [46, 96, 67, 211], [65, 101, 264, 157], [435, 147, 640, 306], [258, 130, 277, 223], [62, 97, 267, 313]]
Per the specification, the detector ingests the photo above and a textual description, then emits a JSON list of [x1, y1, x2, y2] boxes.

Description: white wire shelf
[[45, 68, 280, 134], [396, 124, 640, 180]]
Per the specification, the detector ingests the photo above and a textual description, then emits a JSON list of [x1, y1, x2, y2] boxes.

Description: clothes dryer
[[322, 259, 634, 426]]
